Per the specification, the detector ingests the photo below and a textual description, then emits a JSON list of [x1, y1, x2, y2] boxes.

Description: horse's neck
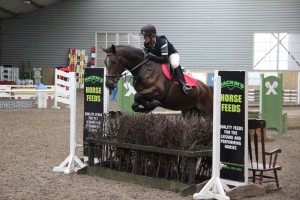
[[127, 63, 143, 77], [138, 62, 163, 80], [121, 52, 144, 76], [115, 46, 144, 77]]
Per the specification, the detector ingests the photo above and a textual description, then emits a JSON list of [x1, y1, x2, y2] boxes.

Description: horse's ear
[[110, 44, 117, 53], [101, 46, 108, 53]]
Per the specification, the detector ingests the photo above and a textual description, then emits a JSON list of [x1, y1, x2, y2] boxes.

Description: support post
[[297, 71, 300, 104], [52, 69, 59, 109], [193, 75, 230, 200]]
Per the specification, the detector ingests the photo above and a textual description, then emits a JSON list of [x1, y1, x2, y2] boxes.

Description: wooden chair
[[248, 119, 282, 188]]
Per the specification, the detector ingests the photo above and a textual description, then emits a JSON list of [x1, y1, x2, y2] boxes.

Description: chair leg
[[274, 170, 280, 187], [252, 171, 256, 183], [259, 171, 263, 185]]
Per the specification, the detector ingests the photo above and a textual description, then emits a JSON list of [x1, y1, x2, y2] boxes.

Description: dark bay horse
[[102, 44, 213, 116]]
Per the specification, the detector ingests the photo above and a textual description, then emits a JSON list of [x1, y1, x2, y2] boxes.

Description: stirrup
[[183, 84, 192, 94]]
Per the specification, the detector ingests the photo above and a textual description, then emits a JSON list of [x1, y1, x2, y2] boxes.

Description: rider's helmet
[[140, 24, 156, 36]]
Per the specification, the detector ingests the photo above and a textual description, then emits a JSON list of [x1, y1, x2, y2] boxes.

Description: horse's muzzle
[[105, 80, 117, 90]]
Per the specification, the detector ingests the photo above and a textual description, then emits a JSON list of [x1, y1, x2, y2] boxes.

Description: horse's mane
[[115, 45, 144, 62], [116, 45, 143, 54]]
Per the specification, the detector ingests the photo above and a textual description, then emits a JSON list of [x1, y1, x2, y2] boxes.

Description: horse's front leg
[[131, 93, 148, 113], [132, 93, 162, 113], [132, 101, 147, 113]]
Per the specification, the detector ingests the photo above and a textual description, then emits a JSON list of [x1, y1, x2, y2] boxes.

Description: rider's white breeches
[[169, 53, 180, 68]]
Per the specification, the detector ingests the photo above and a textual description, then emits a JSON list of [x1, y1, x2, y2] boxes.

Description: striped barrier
[[248, 89, 260, 102], [248, 89, 298, 103], [52, 69, 86, 174], [0, 65, 19, 82], [283, 89, 297, 102]]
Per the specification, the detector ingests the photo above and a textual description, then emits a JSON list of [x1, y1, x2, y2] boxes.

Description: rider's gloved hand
[[145, 53, 155, 61]]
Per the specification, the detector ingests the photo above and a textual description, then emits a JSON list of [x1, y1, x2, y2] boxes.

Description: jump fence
[[52, 69, 86, 174], [248, 89, 298, 103]]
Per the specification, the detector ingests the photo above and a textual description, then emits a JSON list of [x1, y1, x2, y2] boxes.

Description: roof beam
[[0, 6, 18, 16], [28, 0, 43, 9]]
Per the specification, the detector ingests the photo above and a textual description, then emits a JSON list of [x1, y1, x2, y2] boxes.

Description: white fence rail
[[0, 85, 54, 99], [248, 89, 298, 103]]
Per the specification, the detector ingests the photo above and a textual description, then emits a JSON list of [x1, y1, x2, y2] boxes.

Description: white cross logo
[[265, 81, 278, 95], [124, 81, 136, 97]]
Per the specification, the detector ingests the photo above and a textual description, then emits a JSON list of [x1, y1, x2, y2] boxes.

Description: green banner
[[261, 73, 283, 132], [117, 75, 136, 114]]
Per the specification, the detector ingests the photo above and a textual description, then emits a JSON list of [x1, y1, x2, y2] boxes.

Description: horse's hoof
[[131, 102, 139, 112]]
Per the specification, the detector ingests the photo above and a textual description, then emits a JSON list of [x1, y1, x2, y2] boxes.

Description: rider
[[140, 24, 192, 94]]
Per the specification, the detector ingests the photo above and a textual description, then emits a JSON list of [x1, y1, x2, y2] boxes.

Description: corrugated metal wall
[[0, 0, 299, 70]]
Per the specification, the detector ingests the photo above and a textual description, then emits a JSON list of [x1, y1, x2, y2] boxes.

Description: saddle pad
[[161, 64, 197, 86]]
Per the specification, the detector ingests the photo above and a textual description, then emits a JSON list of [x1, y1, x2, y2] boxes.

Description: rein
[[105, 52, 148, 81], [129, 59, 149, 73]]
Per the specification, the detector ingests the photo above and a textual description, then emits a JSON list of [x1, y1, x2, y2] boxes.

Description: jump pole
[[53, 69, 86, 174], [193, 75, 230, 200]]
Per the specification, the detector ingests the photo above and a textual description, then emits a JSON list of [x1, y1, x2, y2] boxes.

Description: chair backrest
[[248, 119, 267, 169]]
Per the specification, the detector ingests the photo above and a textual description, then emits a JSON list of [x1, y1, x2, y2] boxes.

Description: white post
[[53, 71, 86, 174], [259, 74, 263, 118], [193, 75, 230, 200], [297, 72, 300, 104], [52, 69, 59, 109]]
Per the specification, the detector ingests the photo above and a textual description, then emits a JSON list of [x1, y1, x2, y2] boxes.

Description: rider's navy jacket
[[143, 35, 178, 63]]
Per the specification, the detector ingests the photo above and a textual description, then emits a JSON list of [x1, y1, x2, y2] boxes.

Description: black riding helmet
[[140, 24, 156, 36]]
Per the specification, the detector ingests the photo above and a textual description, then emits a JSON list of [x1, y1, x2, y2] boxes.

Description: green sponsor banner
[[118, 75, 136, 114], [261, 74, 283, 132]]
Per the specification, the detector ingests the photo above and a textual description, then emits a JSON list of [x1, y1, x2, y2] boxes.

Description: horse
[[102, 44, 213, 116]]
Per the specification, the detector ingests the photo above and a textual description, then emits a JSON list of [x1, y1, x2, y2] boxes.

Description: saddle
[[161, 64, 197, 86]]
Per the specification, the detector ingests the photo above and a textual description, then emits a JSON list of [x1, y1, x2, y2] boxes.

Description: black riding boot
[[174, 66, 192, 94]]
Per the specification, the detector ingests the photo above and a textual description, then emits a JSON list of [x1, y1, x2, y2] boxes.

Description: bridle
[[105, 52, 149, 82], [104, 53, 126, 82]]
